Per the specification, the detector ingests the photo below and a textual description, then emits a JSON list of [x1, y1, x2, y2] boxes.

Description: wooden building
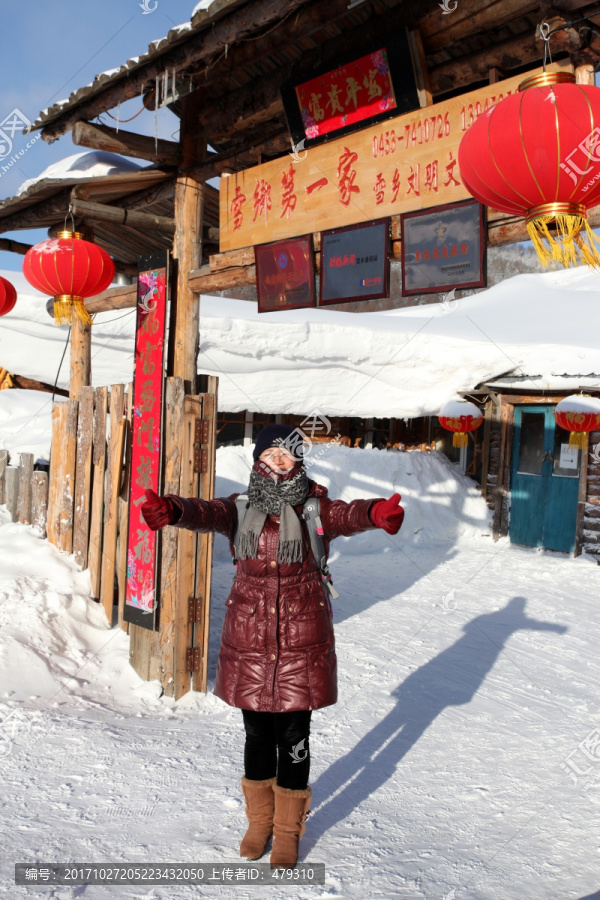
[[2, 0, 600, 697]]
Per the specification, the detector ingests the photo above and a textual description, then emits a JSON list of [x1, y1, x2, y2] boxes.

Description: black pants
[[242, 710, 311, 790]]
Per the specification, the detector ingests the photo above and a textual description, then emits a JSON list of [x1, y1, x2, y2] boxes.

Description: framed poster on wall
[[254, 235, 316, 312], [401, 199, 486, 296], [320, 218, 390, 305]]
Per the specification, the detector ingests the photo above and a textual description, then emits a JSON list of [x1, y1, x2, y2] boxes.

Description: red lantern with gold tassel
[[439, 398, 483, 448], [0, 276, 17, 316], [554, 393, 600, 450], [458, 70, 600, 269], [23, 231, 115, 326]]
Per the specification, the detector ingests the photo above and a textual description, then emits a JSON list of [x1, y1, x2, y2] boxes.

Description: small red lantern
[[23, 230, 115, 326], [554, 394, 600, 450], [458, 71, 600, 268], [0, 276, 17, 317], [439, 398, 483, 448]]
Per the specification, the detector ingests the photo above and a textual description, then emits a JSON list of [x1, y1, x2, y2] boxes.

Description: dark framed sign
[[255, 235, 316, 312], [124, 250, 169, 630], [320, 218, 390, 305], [401, 200, 486, 296], [281, 31, 420, 149]]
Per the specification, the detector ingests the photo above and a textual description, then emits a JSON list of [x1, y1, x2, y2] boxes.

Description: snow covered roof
[[16, 151, 142, 196], [1, 267, 598, 418]]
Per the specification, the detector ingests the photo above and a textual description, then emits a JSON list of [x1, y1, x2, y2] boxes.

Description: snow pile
[[17, 150, 143, 195], [211, 444, 490, 564]]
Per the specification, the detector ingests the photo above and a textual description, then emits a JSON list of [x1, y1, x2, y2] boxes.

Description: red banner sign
[[295, 49, 396, 140], [124, 253, 168, 629]]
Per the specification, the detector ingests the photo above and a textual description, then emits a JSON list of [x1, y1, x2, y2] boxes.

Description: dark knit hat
[[253, 424, 305, 462]]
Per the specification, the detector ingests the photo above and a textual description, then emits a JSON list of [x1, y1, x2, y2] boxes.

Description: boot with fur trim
[[239, 776, 276, 860], [270, 784, 312, 868]]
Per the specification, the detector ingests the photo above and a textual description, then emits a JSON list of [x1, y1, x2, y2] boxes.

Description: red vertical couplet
[[124, 257, 168, 628]]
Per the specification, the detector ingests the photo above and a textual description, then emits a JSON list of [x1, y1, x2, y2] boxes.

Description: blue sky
[[0, 0, 197, 269]]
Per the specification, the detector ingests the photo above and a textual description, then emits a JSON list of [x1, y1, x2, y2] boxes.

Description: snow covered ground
[[1, 444, 600, 900]]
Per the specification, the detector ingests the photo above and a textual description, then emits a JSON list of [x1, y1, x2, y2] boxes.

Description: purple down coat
[[169, 479, 383, 712]]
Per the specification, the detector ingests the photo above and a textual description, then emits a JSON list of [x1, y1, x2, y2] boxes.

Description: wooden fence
[[41, 377, 218, 698], [0, 449, 48, 534]]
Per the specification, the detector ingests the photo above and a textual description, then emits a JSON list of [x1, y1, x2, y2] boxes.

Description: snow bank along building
[[0, 0, 599, 697]]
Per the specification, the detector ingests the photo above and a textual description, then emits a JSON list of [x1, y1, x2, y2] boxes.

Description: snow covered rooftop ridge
[[25, 0, 248, 136], [16, 151, 143, 196]]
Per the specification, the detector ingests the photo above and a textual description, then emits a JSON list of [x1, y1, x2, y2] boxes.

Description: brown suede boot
[[270, 784, 312, 868], [239, 776, 276, 860]]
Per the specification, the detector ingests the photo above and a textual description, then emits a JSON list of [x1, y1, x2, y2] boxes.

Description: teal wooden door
[[510, 406, 581, 553]]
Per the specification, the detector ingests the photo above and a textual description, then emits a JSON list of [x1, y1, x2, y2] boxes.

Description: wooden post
[[72, 386, 94, 569], [574, 436, 590, 557], [575, 63, 595, 85], [70, 315, 92, 401], [481, 400, 493, 502], [17, 453, 34, 524], [0, 449, 7, 505], [88, 386, 108, 599], [243, 411, 254, 447], [5, 467, 19, 522], [172, 92, 205, 391], [31, 472, 49, 536], [193, 381, 218, 693], [99, 384, 125, 623]]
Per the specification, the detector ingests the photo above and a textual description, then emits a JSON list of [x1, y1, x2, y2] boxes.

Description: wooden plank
[[5, 467, 19, 522], [189, 264, 256, 293], [70, 198, 176, 235], [69, 316, 92, 401], [88, 386, 108, 598], [58, 400, 79, 553], [85, 284, 137, 316], [72, 386, 94, 569], [419, 0, 539, 54], [17, 453, 34, 525], [193, 385, 218, 693], [173, 395, 201, 699], [31, 471, 48, 537], [0, 449, 8, 505], [219, 61, 572, 252], [116, 382, 133, 633], [47, 402, 67, 548], [154, 377, 186, 691], [99, 384, 125, 622]]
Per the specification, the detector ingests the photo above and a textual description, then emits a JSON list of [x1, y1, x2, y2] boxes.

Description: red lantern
[[554, 393, 600, 450], [0, 276, 17, 317], [23, 230, 115, 326], [458, 71, 600, 269], [439, 398, 483, 448]]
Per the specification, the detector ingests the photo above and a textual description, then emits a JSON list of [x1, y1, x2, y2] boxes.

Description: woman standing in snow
[[141, 424, 404, 867]]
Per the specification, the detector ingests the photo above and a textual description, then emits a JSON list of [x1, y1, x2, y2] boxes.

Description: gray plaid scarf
[[237, 463, 310, 564]]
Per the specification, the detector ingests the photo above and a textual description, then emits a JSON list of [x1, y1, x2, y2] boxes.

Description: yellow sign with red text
[[219, 63, 572, 253]]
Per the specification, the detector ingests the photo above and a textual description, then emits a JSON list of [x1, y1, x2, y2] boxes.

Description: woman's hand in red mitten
[[370, 493, 404, 535], [141, 489, 175, 531]]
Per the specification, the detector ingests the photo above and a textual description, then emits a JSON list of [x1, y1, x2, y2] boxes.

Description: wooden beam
[[0, 237, 31, 255], [188, 263, 257, 293], [37, 0, 316, 144], [172, 92, 204, 391], [70, 197, 176, 234], [72, 121, 180, 166], [420, 0, 540, 55], [85, 283, 137, 314], [430, 32, 542, 95]]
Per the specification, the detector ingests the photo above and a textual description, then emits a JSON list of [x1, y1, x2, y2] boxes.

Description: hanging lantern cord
[[64, 205, 76, 234], [540, 22, 552, 72]]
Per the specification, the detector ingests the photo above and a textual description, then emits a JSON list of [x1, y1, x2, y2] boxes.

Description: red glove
[[141, 489, 176, 531], [370, 493, 404, 535]]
